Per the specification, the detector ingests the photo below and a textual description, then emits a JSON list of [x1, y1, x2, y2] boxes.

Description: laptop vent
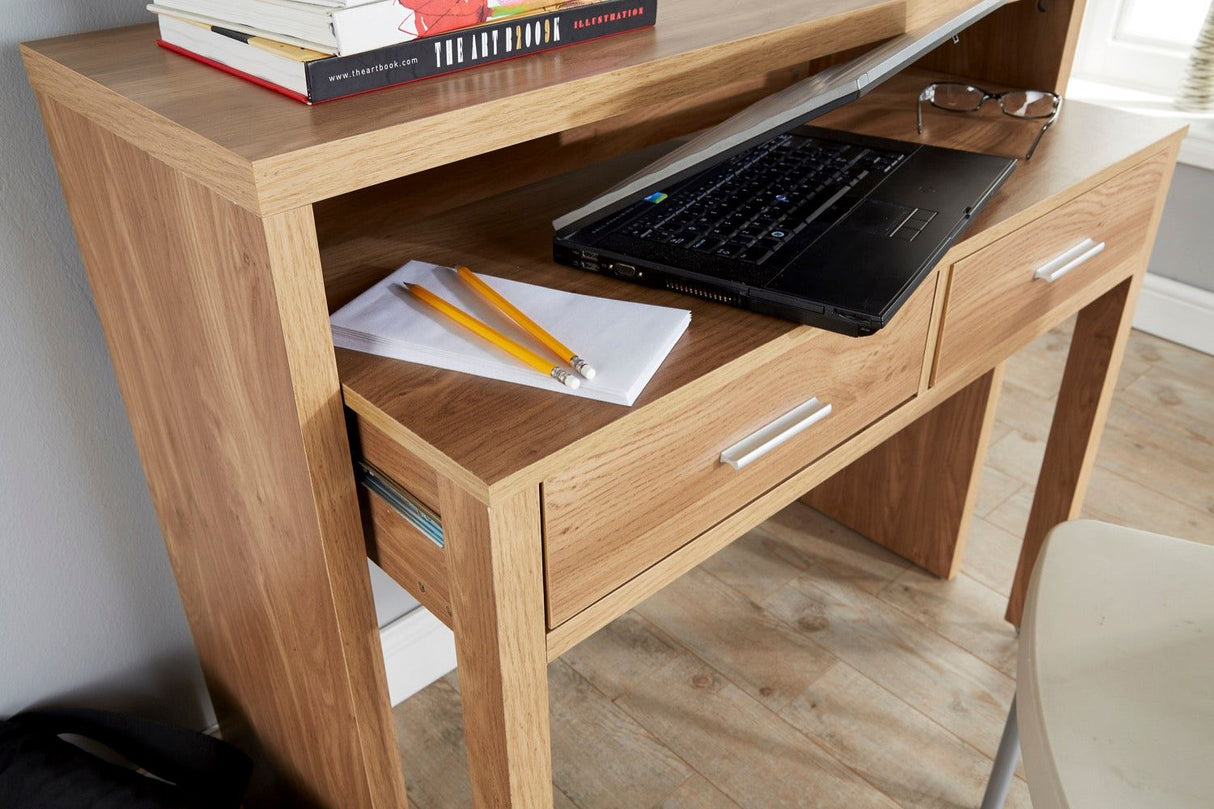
[[664, 280, 741, 306]]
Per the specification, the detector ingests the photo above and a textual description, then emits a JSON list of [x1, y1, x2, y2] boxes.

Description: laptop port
[[613, 263, 637, 278]]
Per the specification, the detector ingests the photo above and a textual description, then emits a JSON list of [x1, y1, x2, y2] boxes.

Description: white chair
[[981, 519, 1214, 809]]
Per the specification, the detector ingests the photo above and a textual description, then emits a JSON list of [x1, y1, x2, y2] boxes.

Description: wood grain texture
[[1005, 278, 1144, 624], [328, 69, 1186, 497], [350, 412, 442, 513], [933, 151, 1169, 388], [1004, 136, 1180, 624], [34, 94, 405, 809], [916, 0, 1088, 93], [440, 480, 553, 808], [361, 488, 453, 627], [544, 354, 1014, 659], [22, 0, 904, 215], [805, 364, 1005, 579], [542, 275, 934, 627]]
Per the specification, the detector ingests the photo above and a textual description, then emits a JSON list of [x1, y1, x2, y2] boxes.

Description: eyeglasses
[[916, 82, 1062, 160]]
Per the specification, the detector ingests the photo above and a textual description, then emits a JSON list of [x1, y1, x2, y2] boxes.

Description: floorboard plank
[[761, 573, 1016, 760], [635, 567, 837, 712], [779, 662, 1032, 809]]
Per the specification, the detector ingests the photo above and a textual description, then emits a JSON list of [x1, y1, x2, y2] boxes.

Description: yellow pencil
[[402, 283, 581, 390], [455, 266, 597, 379]]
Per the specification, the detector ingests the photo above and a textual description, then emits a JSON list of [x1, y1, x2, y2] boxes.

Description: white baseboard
[[379, 607, 457, 706], [1134, 273, 1214, 356]]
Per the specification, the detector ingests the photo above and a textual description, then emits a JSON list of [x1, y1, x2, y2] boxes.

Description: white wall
[[1150, 163, 1214, 293], [0, 0, 417, 730]]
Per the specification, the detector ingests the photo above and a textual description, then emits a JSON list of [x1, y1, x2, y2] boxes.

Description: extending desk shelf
[[23, 2, 1185, 807], [322, 66, 1181, 654]]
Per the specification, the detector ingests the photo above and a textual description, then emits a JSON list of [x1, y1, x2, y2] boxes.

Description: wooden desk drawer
[[352, 417, 453, 626], [935, 153, 1167, 384], [540, 277, 936, 628]]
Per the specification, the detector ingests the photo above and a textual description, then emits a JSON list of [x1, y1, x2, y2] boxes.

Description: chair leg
[[981, 694, 1021, 809]]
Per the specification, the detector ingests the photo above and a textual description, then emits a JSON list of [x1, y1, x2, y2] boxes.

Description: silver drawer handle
[[720, 397, 833, 470], [1034, 238, 1106, 283]]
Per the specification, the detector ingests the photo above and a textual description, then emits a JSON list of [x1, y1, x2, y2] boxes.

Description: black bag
[[0, 708, 251, 809]]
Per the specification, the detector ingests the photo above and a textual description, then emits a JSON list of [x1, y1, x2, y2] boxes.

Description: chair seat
[[1018, 520, 1214, 809]]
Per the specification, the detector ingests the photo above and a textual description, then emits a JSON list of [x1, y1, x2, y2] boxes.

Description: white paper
[[331, 262, 691, 406]]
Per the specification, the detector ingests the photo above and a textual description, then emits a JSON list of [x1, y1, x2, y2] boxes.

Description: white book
[[149, 0, 423, 55], [331, 262, 691, 406]]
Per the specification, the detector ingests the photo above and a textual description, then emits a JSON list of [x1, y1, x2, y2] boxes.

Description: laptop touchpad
[[844, 200, 911, 237]]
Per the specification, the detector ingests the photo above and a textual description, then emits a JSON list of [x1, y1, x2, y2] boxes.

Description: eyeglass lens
[[998, 90, 1058, 119], [925, 83, 986, 111]]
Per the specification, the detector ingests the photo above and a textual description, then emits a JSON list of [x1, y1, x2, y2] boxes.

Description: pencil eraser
[[562, 375, 581, 390], [571, 357, 596, 379]]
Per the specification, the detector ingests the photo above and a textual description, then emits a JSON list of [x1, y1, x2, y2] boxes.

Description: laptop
[[553, 0, 1018, 336]]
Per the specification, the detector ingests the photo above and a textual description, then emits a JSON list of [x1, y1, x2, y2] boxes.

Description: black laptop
[[553, 1, 1017, 337]]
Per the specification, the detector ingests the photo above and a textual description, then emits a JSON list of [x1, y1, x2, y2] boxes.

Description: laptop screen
[[553, 0, 1006, 233]]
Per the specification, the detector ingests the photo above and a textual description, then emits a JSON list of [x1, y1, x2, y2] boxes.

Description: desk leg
[[36, 96, 406, 809], [439, 480, 553, 809], [804, 365, 1004, 579], [1006, 275, 1141, 624]]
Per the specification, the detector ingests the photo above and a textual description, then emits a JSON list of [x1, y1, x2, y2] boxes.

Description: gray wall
[[1150, 163, 1214, 293], [0, 0, 416, 730]]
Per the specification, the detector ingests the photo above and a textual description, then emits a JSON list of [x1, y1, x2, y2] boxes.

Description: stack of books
[[150, 0, 658, 104]]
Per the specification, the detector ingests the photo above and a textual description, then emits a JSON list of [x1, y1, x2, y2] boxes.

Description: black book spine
[[305, 0, 657, 103]]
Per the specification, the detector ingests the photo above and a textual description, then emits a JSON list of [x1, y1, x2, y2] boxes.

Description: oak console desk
[[23, 1, 1184, 807]]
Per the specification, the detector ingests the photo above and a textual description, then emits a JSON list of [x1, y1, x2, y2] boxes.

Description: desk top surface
[[329, 69, 1185, 492], [22, 0, 906, 212]]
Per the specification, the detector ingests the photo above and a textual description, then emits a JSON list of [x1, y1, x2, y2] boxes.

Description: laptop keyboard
[[620, 133, 906, 266]]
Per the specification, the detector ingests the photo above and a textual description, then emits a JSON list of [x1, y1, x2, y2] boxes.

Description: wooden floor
[[393, 322, 1214, 809]]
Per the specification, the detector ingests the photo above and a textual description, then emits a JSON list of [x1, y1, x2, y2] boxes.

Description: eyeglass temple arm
[[916, 88, 932, 134], [1025, 97, 1063, 160]]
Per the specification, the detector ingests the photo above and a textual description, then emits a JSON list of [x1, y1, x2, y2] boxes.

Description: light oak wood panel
[[23, 0, 904, 215], [917, 0, 1088, 94], [440, 480, 553, 809], [934, 151, 1169, 387], [350, 413, 441, 513], [805, 364, 1005, 579], [360, 488, 453, 627], [259, 201, 409, 809], [35, 95, 405, 809], [542, 275, 934, 627]]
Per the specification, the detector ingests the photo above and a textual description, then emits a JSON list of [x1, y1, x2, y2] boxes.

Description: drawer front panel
[[935, 154, 1167, 384], [361, 481, 453, 627], [541, 278, 936, 627]]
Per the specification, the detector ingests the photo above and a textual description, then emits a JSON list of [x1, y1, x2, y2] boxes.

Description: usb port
[[614, 263, 637, 278]]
